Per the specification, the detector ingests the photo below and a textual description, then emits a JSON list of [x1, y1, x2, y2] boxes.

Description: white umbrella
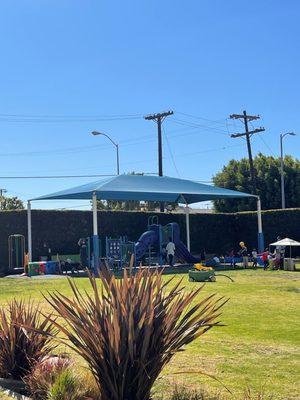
[[269, 238, 300, 258]]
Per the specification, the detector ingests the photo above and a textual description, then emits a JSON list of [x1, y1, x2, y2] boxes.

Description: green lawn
[[0, 269, 299, 400]]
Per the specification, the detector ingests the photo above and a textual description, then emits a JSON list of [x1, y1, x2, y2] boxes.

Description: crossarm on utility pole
[[231, 128, 265, 138]]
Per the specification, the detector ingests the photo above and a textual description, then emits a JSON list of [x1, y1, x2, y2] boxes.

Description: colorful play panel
[[28, 261, 58, 277]]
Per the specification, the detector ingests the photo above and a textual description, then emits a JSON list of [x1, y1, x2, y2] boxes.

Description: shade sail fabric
[[269, 238, 300, 247], [32, 174, 255, 204]]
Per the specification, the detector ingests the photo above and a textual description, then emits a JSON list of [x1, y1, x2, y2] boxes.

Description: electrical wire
[[0, 174, 117, 179], [0, 123, 231, 159], [0, 113, 143, 123], [176, 111, 235, 127], [0, 143, 244, 179], [171, 118, 229, 136], [249, 120, 274, 156], [0, 172, 159, 179], [162, 127, 180, 177]]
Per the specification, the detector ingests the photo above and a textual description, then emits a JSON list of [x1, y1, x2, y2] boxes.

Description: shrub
[[25, 356, 98, 400], [24, 356, 71, 400], [243, 387, 274, 400], [44, 267, 225, 400], [169, 385, 221, 400], [0, 299, 56, 380], [47, 369, 90, 400]]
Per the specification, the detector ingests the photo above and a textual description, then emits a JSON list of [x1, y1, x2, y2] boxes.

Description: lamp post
[[0, 188, 7, 210], [280, 132, 296, 209], [91, 131, 120, 175]]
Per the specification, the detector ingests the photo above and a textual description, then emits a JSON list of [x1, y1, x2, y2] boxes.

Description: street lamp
[[91, 131, 120, 175], [280, 132, 296, 209], [0, 188, 7, 211]]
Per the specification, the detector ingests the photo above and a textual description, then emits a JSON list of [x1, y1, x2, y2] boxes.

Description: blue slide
[[135, 230, 158, 260], [135, 222, 199, 264], [174, 240, 199, 264], [168, 222, 200, 264]]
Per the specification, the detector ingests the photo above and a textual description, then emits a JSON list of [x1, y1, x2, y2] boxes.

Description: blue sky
[[0, 0, 299, 210]]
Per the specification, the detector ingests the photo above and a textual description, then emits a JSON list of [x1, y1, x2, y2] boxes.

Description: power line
[[249, 120, 275, 157], [0, 118, 238, 160], [171, 118, 229, 135], [0, 174, 117, 179], [0, 172, 158, 179], [0, 142, 242, 179], [0, 113, 142, 118], [176, 111, 235, 127], [0, 113, 143, 123], [162, 127, 180, 177], [0, 141, 242, 177], [0, 127, 202, 159], [172, 143, 243, 158]]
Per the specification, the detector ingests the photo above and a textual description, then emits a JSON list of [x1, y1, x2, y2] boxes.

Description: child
[[166, 237, 176, 267], [251, 249, 258, 269], [261, 249, 269, 270], [239, 242, 249, 269]]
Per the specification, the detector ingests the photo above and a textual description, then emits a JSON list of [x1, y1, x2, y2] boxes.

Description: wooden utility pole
[[144, 111, 174, 211], [230, 110, 265, 195]]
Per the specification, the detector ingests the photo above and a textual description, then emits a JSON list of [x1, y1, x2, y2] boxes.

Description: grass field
[[0, 269, 299, 399]]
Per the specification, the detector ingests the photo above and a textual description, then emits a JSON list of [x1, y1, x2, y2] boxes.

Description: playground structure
[[26, 175, 263, 270], [105, 216, 198, 270], [106, 237, 136, 270], [8, 234, 25, 271], [105, 217, 201, 270], [135, 216, 199, 266]]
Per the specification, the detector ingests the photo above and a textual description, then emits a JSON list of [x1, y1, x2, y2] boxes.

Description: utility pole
[[0, 188, 7, 211], [230, 110, 265, 195], [144, 110, 174, 211]]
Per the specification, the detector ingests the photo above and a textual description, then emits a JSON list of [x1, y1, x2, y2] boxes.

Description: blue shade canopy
[[32, 174, 255, 204]]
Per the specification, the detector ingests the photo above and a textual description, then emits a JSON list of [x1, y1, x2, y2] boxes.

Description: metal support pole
[[116, 144, 120, 175], [280, 132, 296, 209], [92, 193, 99, 271], [280, 134, 285, 209], [27, 201, 32, 262], [185, 203, 191, 252], [257, 197, 264, 253]]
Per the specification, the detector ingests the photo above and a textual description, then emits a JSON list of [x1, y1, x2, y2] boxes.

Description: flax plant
[[0, 300, 56, 380], [45, 268, 226, 400]]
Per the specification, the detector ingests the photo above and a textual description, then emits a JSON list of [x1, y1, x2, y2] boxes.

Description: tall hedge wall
[[0, 208, 299, 271]]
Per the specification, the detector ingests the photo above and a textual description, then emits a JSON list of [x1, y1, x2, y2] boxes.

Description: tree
[[213, 153, 300, 212], [97, 199, 142, 211], [0, 195, 24, 210]]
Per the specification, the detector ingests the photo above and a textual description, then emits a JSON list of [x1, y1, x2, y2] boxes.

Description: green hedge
[[0, 208, 299, 272], [234, 208, 300, 250]]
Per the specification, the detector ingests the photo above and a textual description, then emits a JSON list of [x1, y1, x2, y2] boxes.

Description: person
[[213, 255, 220, 264], [166, 237, 176, 267], [251, 248, 258, 269], [268, 253, 275, 269], [239, 242, 248, 268], [228, 249, 236, 268], [261, 248, 269, 270], [78, 238, 88, 268], [205, 255, 220, 268], [275, 236, 285, 269], [273, 249, 281, 270], [42, 242, 52, 261], [162, 244, 168, 265]]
